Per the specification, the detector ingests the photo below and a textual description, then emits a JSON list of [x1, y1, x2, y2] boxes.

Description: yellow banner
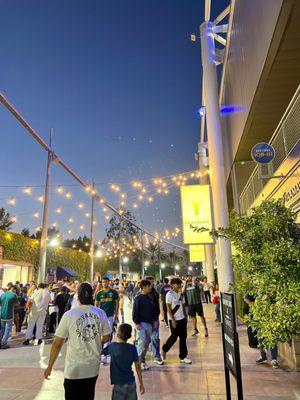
[[180, 184, 213, 244], [189, 244, 206, 262]]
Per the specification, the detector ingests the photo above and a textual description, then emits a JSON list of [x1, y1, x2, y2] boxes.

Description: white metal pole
[[89, 178, 95, 283], [118, 216, 123, 280], [141, 232, 144, 278], [38, 130, 52, 283], [198, 143, 215, 284], [200, 21, 233, 291]]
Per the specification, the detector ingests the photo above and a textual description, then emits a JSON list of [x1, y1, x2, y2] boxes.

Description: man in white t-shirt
[[23, 283, 51, 345], [161, 278, 192, 364], [44, 283, 111, 400]]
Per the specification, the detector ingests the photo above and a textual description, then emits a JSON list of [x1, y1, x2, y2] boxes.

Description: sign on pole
[[180, 184, 213, 244], [221, 292, 243, 400], [189, 244, 206, 262], [251, 143, 275, 164]]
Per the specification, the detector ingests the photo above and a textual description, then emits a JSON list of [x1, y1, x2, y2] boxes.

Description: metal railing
[[239, 85, 300, 214]]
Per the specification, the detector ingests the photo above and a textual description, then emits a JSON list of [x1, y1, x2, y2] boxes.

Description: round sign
[[251, 142, 275, 164]]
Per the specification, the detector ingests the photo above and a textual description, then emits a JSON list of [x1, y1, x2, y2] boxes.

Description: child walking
[[103, 323, 145, 400]]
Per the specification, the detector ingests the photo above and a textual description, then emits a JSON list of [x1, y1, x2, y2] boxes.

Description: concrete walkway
[[0, 301, 299, 400]]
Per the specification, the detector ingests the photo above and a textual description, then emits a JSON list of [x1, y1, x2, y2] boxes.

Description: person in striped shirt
[[183, 277, 208, 337]]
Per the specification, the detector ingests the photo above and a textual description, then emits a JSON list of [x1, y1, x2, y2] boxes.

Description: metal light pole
[[172, 247, 176, 276], [141, 231, 144, 278], [198, 143, 215, 283], [118, 216, 123, 280], [89, 178, 95, 283], [38, 130, 53, 283], [200, 21, 233, 291]]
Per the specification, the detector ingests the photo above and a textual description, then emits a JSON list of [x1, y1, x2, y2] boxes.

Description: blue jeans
[[151, 320, 162, 360], [136, 322, 152, 363], [0, 320, 13, 347], [112, 382, 137, 400]]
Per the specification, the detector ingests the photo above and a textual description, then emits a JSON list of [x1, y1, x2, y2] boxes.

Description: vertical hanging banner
[[189, 244, 206, 262], [180, 184, 213, 244]]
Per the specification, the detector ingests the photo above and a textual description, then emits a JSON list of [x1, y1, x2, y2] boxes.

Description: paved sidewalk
[[0, 301, 299, 400]]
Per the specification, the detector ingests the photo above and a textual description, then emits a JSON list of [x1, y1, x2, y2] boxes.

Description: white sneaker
[[141, 362, 150, 371], [271, 360, 279, 369], [180, 357, 192, 364], [154, 358, 164, 365]]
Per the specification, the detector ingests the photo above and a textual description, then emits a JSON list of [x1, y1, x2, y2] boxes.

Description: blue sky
[[0, 0, 228, 248]]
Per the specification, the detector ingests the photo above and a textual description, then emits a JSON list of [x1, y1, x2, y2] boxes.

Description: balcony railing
[[239, 85, 300, 214]]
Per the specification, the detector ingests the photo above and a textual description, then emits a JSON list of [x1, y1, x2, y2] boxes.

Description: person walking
[[212, 283, 221, 322], [184, 277, 208, 337], [23, 283, 50, 345], [95, 277, 119, 365], [202, 277, 212, 304], [132, 279, 157, 370], [0, 285, 18, 349], [162, 278, 192, 364], [145, 276, 164, 365], [160, 278, 172, 327], [103, 323, 145, 399], [44, 282, 111, 400], [55, 286, 70, 324]]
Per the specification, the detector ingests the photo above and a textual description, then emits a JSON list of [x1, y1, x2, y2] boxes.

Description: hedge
[[0, 230, 108, 281]]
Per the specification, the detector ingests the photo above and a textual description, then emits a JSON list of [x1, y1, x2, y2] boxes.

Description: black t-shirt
[[160, 284, 172, 303], [55, 292, 70, 314]]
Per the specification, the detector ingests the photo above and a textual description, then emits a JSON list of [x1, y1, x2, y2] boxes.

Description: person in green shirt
[[95, 277, 119, 365], [0, 285, 18, 349]]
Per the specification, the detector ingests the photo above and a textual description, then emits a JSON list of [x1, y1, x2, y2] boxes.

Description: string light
[[23, 187, 32, 195]]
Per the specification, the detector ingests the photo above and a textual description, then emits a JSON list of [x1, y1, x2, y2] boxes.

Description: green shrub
[[212, 200, 300, 348]]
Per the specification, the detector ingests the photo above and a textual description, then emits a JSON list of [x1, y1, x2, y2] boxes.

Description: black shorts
[[188, 303, 204, 317]]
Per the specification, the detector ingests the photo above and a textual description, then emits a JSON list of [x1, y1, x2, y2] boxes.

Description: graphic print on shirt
[[75, 312, 101, 342]]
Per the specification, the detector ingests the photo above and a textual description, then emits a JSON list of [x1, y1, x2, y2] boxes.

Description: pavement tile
[[0, 300, 299, 400]]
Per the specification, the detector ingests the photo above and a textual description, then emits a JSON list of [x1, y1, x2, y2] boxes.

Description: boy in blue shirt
[[103, 323, 145, 400]]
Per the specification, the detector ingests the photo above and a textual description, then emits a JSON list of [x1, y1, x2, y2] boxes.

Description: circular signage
[[251, 142, 275, 164]]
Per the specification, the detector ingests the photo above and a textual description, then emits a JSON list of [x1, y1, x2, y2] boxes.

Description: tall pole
[[89, 178, 95, 283], [141, 231, 144, 278], [118, 216, 123, 280], [200, 21, 233, 291], [172, 247, 176, 276], [38, 130, 53, 283], [198, 143, 215, 284]]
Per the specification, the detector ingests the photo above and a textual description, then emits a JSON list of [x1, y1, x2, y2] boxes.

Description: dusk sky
[[0, 0, 228, 249]]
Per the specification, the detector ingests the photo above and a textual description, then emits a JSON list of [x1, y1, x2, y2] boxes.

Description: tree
[[63, 235, 94, 253], [105, 209, 139, 243], [21, 228, 31, 237], [34, 226, 61, 240], [0, 208, 14, 231], [144, 242, 166, 264], [212, 199, 300, 348]]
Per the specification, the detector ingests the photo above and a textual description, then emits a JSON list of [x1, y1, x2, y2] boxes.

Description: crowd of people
[[0, 274, 278, 399]]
